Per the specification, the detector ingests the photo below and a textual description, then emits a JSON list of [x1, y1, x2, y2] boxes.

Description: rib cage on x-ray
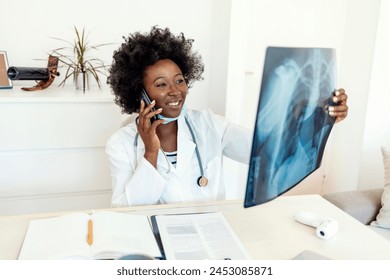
[[244, 47, 336, 208]]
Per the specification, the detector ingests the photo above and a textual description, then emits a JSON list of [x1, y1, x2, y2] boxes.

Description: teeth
[[168, 101, 179, 106]]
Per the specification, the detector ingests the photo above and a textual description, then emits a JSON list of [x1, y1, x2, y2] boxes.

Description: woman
[[106, 26, 348, 207]]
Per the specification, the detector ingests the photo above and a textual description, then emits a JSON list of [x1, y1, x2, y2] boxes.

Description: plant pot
[[74, 71, 89, 93]]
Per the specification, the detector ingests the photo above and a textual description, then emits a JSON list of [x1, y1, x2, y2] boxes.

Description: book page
[[18, 213, 90, 260], [155, 212, 250, 260], [18, 212, 162, 260], [91, 212, 161, 259]]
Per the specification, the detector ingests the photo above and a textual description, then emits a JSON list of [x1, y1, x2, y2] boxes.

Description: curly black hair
[[107, 26, 204, 114]]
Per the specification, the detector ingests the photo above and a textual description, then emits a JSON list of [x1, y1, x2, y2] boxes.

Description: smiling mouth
[[167, 101, 180, 106]]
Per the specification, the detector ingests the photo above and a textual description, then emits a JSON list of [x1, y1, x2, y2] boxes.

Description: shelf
[[0, 85, 115, 103]]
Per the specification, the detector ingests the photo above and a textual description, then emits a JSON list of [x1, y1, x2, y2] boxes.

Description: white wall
[[0, 89, 124, 215], [358, 0, 390, 190], [324, 0, 381, 193]]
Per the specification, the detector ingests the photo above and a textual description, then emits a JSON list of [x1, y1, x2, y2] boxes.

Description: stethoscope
[[134, 115, 208, 187]]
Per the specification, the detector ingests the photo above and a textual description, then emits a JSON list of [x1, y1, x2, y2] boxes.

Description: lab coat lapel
[[136, 136, 171, 174], [176, 115, 196, 177]]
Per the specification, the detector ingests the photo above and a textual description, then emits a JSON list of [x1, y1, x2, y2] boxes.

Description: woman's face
[[143, 59, 187, 118]]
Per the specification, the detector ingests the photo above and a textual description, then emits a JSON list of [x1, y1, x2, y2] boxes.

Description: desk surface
[[1, 194, 389, 260]]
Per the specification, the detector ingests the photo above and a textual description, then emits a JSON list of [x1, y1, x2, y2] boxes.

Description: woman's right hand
[[137, 100, 164, 167]]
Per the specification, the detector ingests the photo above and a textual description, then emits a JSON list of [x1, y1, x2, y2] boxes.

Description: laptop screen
[[244, 47, 336, 208]]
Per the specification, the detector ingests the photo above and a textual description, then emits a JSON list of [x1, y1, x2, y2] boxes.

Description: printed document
[[154, 212, 250, 260]]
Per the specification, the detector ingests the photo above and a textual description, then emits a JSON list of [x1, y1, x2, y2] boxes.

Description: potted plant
[[50, 26, 111, 93]]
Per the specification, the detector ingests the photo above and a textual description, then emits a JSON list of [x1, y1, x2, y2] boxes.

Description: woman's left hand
[[328, 88, 348, 123]]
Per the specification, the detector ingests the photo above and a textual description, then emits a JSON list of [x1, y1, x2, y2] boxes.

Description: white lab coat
[[106, 108, 251, 207]]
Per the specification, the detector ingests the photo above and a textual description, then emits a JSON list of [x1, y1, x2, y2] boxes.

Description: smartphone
[[140, 88, 160, 123]]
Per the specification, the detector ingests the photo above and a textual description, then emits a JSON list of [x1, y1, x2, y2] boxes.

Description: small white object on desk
[[293, 210, 339, 240]]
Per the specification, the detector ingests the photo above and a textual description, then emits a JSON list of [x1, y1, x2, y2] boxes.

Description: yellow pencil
[[86, 219, 93, 246]]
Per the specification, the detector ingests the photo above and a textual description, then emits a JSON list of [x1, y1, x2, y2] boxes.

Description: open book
[[18, 211, 250, 260], [18, 212, 162, 260]]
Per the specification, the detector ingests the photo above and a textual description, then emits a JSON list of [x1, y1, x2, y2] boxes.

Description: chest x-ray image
[[244, 47, 336, 208]]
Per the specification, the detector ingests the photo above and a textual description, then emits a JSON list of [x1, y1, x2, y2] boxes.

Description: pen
[[87, 219, 93, 246]]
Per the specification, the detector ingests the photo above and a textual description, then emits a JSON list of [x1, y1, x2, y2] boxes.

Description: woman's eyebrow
[[153, 73, 183, 83]]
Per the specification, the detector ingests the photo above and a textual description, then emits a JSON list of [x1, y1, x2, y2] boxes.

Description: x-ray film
[[244, 47, 336, 208]]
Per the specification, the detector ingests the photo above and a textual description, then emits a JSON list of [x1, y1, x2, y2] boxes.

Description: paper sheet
[[155, 212, 250, 260]]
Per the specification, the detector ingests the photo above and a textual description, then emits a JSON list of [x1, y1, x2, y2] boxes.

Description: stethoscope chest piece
[[197, 176, 208, 187]]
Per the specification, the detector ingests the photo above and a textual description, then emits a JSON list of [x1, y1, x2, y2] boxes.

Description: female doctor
[[106, 26, 349, 207]]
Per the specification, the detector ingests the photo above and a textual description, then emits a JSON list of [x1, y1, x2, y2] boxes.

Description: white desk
[[1, 194, 389, 260]]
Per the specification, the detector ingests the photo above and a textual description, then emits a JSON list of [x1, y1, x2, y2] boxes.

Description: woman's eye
[[156, 83, 166, 88], [176, 79, 184, 84]]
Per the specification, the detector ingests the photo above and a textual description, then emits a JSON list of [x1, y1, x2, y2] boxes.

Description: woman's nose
[[168, 84, 181, 95]]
